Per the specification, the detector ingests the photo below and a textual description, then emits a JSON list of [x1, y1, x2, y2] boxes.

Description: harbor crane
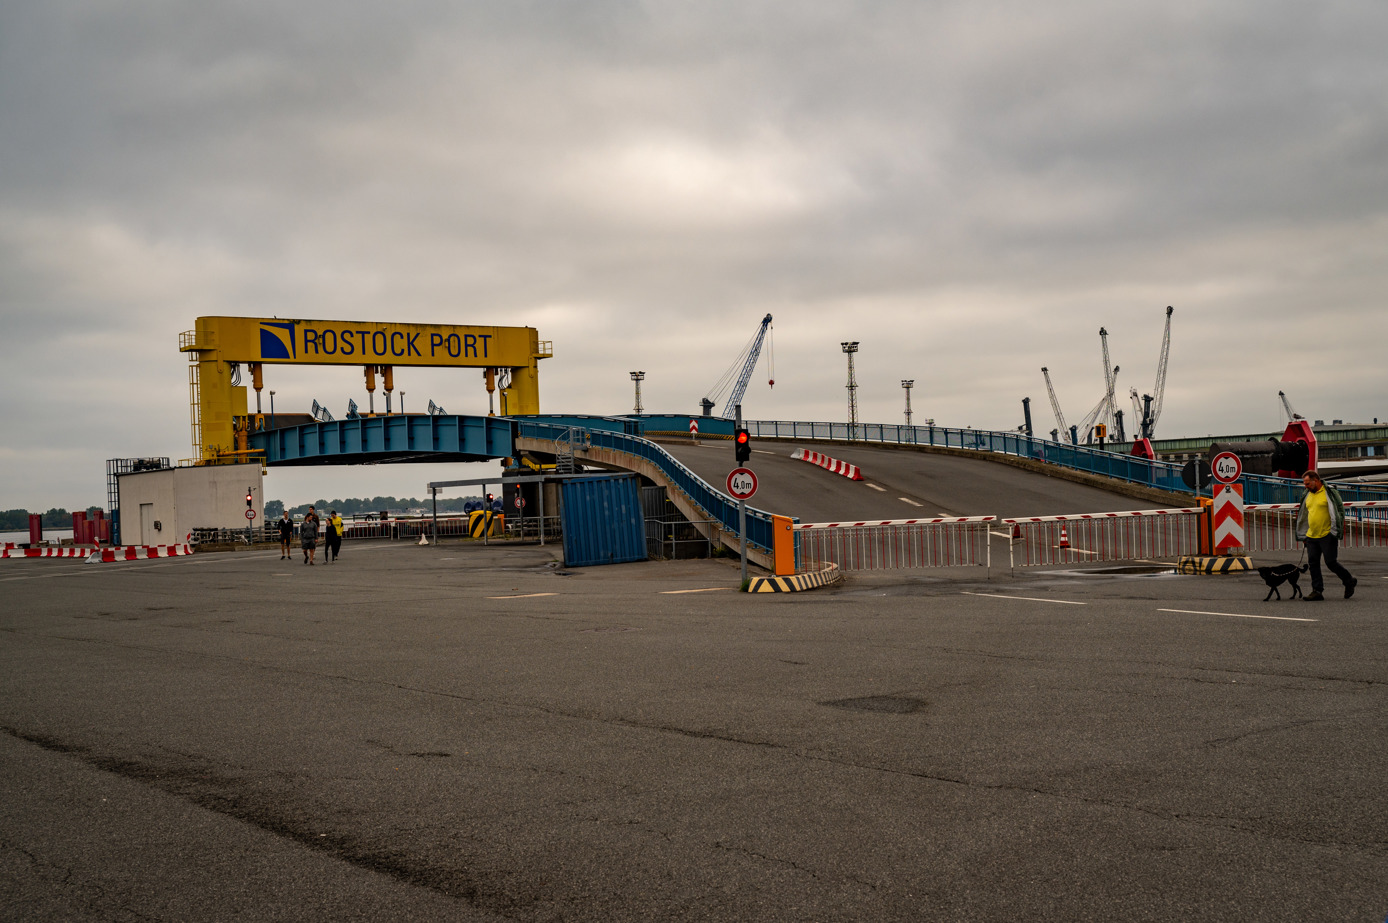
[[1076, 364, 1120, 444], [700, 313, 774, 418], [1136, 306, 1174, 440], [1279, 390, 1305, 423], [1041, 367, 1076, 444], [1100, 327, 1121, 440], [1125, 306, 1174, 459]]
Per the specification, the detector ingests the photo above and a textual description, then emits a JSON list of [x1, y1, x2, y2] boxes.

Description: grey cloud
[[1, 0, 1385, 509]]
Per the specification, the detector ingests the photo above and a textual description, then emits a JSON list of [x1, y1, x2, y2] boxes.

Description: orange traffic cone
[[1059, 526, 1071, 549]]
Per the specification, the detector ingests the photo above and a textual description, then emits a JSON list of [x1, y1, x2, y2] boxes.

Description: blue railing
[[515, 420, 789, 553], [747, 420, 1388, 506]]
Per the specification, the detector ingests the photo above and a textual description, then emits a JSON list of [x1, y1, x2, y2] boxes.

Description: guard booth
[[560, 475, 646, 567]]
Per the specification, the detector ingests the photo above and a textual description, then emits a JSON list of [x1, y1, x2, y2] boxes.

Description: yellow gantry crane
[[179, 316, 552, 462]]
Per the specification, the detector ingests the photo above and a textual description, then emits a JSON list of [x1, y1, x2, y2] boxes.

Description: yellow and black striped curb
[[748, 563, 842, 593], [1177, 555, 1253, 575]]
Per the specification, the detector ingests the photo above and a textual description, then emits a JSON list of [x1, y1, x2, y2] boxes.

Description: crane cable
[[767, 322, 775, 387]]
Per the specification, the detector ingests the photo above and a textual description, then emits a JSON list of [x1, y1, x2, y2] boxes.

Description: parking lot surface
[[2, 541, 1386, 922]]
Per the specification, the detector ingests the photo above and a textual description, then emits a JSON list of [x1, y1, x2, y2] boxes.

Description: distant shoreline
[[1, 529, 75, 544]]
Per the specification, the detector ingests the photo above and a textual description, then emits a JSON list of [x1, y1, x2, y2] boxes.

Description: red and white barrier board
[[791, 449, 863, 481], [1003, 508, 1205, 568], [1, 546, 94, 559], [1212, 484, 1245, 552], [1243, 501, 1388, 552], [796, 516, 996, 570], [86, 544, 194, 563]]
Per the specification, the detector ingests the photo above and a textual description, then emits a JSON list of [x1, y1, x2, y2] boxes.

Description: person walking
[[276, 511, 294, 560], [1295, 470, 1357, 601], [301, 506, 320, 565], [325, 510, 344, 563]]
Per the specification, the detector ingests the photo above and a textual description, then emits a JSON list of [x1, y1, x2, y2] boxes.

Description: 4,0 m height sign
[[727, 468, 758, 500]]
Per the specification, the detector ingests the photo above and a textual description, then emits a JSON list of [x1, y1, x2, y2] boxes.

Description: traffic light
[[245, 489, 253, 509], [1094, 424, 1107, 439], [486, 492, 495, 510], [735, 427, 751, 464]]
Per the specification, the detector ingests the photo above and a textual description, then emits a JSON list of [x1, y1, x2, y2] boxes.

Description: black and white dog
[[1256, 563, 1308, 601]]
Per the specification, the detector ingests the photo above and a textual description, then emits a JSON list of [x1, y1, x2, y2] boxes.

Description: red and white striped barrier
[[797, 516, 993, 530], [791, 449, 863, 481], [797, 516, 996, 571], [86, 544, 194, 563], [1003, 508, 1204, 568], [1244, 501, 1388, 552], [1212, 484, 1245, 552], [1, 546, 95, 559]]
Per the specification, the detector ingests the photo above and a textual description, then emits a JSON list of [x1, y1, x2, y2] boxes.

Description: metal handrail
[[517, 420, 789, 552]]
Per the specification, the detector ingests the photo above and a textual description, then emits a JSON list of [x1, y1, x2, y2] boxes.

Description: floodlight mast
[[842, 342, 860, 439]]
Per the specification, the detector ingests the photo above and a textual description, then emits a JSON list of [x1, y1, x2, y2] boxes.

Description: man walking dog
[[1295, 470, 1357, 601]]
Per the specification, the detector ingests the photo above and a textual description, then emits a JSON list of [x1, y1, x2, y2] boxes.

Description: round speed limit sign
[[1211, 451, 1243, 484], [245, 509, 257, 520]]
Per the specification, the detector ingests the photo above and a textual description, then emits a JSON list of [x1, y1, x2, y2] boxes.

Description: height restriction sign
[[1211, 451, 1243, 484], [727, 467, 758, 500]]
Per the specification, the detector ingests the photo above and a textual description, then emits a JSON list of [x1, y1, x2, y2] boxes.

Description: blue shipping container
[[560, 475, 648, 567]]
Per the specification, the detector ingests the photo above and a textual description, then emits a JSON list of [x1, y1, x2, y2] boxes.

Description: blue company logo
[[259, 322, 297, 360]]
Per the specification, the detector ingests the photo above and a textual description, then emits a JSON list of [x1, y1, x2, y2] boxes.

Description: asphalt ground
[[658, 438, 1176, 522], [2, 539, 1386, 922]]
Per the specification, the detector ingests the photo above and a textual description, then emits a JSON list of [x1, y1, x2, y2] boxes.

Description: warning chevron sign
[[1213, 483, 1245, 551]]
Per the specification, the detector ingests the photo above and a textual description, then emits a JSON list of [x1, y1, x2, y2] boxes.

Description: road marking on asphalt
[[486, 593, 558, 599], [899, 498, 922, 506], [989, 530, 1012, 539], [866, 483, 886, 492], [661, 587, 733, 594], [754, 449, 778, 456], [1158, 608, 1318, 622], [962, 591, 1086, 605]]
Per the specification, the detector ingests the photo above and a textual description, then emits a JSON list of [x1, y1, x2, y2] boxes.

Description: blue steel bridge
[[249, 413, 1388, 563]]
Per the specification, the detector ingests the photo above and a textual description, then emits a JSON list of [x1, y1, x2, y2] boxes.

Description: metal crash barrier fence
[[1243, 501, 1388, 552], [746, 419, 1388, 506], [1004, 508, 1204, 569], [796, 517, 996, 572]]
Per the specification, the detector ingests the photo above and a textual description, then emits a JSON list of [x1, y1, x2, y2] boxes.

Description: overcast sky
[[2, 0, 1385, 512]]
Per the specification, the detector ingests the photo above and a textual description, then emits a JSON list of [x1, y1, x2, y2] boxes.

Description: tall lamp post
[[400, 391, 405, 414], [841, 342, 859, 440], [901, 380, 914, 426], [269, 390, 275, 430], [630, 371, 645, 414]]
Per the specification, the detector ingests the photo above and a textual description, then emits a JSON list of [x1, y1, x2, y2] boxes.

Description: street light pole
[[901, 379, 914, 426], [269, 390, 276, 430], [630, 371, 645, 414]]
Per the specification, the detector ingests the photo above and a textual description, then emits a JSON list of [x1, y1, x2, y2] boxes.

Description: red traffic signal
[[245, 489, 253, 508], [734, 427, 751, 463]]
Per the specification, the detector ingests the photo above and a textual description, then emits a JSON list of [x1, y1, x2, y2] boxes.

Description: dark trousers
[[1305, 535, 1352, 593], [326, 535, 342, 560]]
